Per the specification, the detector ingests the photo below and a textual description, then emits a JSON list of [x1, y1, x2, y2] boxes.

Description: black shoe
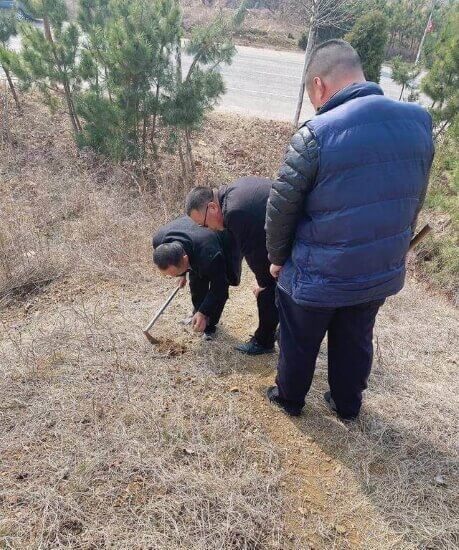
[[202, 326, 217, 341], [235, 336, 274, 356], [324, 391, 357, 422], [266, 386, 303, 417]]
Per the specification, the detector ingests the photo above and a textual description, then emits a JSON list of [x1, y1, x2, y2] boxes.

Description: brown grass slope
[[0, 98, 458, 549]]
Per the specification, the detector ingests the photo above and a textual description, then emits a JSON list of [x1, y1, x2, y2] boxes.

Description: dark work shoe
[[235, 336, 274, 356], [202, 326, 217, 341], [267, 386, 303, 417], [324, 391, 357, 422]]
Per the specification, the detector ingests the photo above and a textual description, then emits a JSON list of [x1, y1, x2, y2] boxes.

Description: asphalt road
[[183, 44, 403, 122], [7, 33, 403, 123]]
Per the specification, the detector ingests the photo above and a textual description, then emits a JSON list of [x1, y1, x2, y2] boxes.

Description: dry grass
[[0, 96, 458, 549], [180, 0, 304, 51]]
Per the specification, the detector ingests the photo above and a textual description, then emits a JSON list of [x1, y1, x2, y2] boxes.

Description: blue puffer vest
[[279, 82, 434, 307]]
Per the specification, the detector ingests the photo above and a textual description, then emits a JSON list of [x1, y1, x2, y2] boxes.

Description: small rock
[[229, 386, 240, 393], [434, 474, 447, 487], [335, 524, 347, 534], [183, 448, 195, 455]]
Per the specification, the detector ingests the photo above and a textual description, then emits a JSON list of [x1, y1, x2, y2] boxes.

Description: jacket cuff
[[268, 253, 287, 266]]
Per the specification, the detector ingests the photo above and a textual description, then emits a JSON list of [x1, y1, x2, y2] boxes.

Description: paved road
[[185, 44, 403, 122], [7, 33, 403, 123]]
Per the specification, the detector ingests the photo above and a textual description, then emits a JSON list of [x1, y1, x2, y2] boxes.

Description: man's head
[[185, 186, 225, 231], [305, 39, 365, 110], [153, 242, 190, 277]]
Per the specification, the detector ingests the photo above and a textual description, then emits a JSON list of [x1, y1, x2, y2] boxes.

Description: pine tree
[[391, 56, 420, 101], [76, 0, 242, 172], [0, 9, 21, 110], [345, 10, 389, 83], [14, 0, 82, 134], [421, 5, 459, 137]]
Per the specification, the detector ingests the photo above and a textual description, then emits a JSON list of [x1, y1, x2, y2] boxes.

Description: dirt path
[[197, 271, 458, 549]]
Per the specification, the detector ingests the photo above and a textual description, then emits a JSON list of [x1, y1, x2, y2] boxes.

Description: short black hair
[[153, 242, 185, 270], [185, 186, 213, 216], [305, 39, 362, 89]]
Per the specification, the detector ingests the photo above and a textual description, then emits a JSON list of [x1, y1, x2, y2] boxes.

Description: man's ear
[[314, 76, 326, 100]]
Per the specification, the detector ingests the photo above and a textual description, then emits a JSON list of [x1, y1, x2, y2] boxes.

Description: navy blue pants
[[276, 288, 384, 419]]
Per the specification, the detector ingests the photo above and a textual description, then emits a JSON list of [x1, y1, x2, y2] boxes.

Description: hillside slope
[[0, 98, 457, 549]]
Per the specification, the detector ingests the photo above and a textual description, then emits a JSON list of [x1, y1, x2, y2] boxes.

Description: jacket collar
[[317, 82, 384, 115]]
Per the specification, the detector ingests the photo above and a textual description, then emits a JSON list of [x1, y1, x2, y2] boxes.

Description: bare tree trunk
[[399, 83, 406, 101], [1, 81, 12, 146], [177, 135, 189, 187], [184, 128, 195, 183], [415, 3, 434, 65], [293, 21, 316, 128], [175, 44, 192, 185], [150, 81, 160, 152], [2, 65, 21, 112]]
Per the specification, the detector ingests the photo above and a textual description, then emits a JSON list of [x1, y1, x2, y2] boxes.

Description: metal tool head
[[143, 330, 160, 345]]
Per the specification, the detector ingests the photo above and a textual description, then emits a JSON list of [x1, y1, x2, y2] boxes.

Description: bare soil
[[0, 97, 458, 549]]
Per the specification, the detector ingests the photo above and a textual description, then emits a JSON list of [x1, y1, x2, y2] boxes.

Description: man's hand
[[270, 264, 283, 279], [191, 312, 208, 333], [178, 275, 187, 288], [252, 284, 266, 298]]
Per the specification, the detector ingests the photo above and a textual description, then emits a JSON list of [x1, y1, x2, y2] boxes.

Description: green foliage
[[391, 56, 420, 100], [421, 120, 459, 296], [0, 8, 17, 44], [13, 0, 242, 167], [384, 0, 431, 61], [345, 10, 389, 83], [421, 5, 459, 135]]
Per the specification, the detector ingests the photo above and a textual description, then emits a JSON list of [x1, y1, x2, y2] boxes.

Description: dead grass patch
[[0, 94, 457, 549]]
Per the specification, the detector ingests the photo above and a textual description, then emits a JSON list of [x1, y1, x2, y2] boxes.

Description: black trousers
[[276, 288, 384, 419], [245, 250, 279, 348], [189, 272, 225, 333]]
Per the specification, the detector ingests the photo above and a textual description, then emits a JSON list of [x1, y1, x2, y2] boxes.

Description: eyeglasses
[[200, 202, 210, 228]]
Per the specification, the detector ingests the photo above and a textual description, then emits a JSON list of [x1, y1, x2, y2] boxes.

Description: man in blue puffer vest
[[265, 40, 434, 420]]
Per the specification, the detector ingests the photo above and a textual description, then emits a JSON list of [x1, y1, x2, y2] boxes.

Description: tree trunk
[[2, 65, 21, 111], [415, 4, 434, 65], [1, 83, 12, 146], [293, 21, 316, 128], [184, 128, 195, 183], [399, 83, 406, 101], [43, 16, 53, 43], [44, 15, 81, 134]]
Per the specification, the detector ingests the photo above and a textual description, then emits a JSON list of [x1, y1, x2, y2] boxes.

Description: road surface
[[7, 33, 403, 123], [186, 44, 405, 122]]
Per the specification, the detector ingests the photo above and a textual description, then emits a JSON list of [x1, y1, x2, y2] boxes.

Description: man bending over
[[153, 216, 234, 340], [186, 177, 278, 355]]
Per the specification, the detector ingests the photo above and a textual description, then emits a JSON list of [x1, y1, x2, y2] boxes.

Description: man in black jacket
[[185, 176, 278, 355], [152, 216, 234, 340]]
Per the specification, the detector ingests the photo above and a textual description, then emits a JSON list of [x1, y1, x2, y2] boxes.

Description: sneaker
[[324, 391, 357, 422], [266, 386, 303, 417], [235, 336, 274, 356]]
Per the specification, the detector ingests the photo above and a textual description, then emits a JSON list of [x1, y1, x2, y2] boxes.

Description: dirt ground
[[0, 98, 458, 548]]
